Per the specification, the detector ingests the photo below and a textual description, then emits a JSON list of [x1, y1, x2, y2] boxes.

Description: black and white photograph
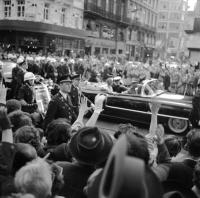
[[0, 0, 200, 197]]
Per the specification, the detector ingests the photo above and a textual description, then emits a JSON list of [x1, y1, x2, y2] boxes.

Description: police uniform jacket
[[70, 84, 79, 109], [44, 92, 77, 129]]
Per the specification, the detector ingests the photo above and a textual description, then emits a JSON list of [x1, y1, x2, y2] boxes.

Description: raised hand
[[0, 106, 11, 131], [155, 124, 165, 145], [149, 102, 161, 114], [79, 96, 92, 115], [94, 94, 105, 114], [0, 82, 7, 105]]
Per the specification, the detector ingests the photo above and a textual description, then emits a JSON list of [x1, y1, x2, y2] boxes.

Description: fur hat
[[69, 127, 113, 165]]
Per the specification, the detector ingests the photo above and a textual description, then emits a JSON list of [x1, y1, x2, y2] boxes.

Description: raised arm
[[85, 94, 105, 127], [0, 107, 13, 143]]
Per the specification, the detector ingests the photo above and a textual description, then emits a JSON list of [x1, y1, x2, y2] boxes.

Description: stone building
[[0, 0, 87, 54], [126, 0, 158, 61], [156, 0, 188, 59]]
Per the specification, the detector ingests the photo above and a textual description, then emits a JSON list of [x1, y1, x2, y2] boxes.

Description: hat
[[24, 72, 36, 81], [69, 127, 113, 165], [71, 74, 81, 80], [58, 75, 72, 84], [113, 76, 121, 81], [99, 135, 163, 198], [17, 56, 25, 65]]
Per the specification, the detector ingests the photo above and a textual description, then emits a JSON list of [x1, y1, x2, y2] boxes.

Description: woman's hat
[[99, 135, 163, 198], [69, 127, 113, 165]]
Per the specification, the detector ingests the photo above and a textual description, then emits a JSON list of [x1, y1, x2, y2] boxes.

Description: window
[[160, 1, 169, 10], [159, 12, 168, 20], [17, 0, 25, 17], [158, 22, 167, 30], [44, 3, 49, 20], [4, 0, 11, 18], [169, 23, 180, 31], [109, 0, 114, 13], [101, 0, 106, 10], [61, 8, 65, 25], [169, 12, 181, 21]]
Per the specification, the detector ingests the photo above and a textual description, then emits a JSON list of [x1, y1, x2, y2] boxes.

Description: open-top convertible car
[[80, 79, 193, 135]]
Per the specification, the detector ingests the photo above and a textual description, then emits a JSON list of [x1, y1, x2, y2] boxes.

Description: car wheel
[[168, 118, 189, 134]]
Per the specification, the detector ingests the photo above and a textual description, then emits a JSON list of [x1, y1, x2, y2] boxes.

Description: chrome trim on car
[[105, 105, 189, 121], [107, 95, 192, 109]]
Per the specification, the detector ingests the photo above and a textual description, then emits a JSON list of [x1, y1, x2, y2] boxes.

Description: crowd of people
[[0, 51, 200, 198]]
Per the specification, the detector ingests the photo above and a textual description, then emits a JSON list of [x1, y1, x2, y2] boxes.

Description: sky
[[188, 0, 197, 10]]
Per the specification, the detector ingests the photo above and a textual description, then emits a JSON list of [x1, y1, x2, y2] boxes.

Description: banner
[[35, 84, 51, 114]]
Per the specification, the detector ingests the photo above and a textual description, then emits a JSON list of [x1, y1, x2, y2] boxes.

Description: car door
[[103, 93, 150, 124]]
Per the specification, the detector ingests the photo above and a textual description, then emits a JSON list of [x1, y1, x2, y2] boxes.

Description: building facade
[[156, 0, 188, 59], [0, 0, 86, 54], [185, 0, 200, 63], [83, 0, 129, 56], [126, 0, 158, 61]]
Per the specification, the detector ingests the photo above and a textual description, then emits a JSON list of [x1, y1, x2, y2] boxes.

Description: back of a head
[[126, 132, 150, 165], [185, 129, 200, 158], [12, 143, 37, 175], [15, 158, 52, 198], [46, 118, 71, 146], [8, 110, 32, 132], [14, 126, 41, 152], [164, 135, 182, 157], [6, 99, 21, 114]]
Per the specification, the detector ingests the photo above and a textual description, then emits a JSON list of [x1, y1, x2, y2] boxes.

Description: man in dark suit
[[44, 75, 77, 129], [70, 74, 81, 115]]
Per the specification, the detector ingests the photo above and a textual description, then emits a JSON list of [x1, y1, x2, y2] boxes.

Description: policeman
[[18, 72, 37, 113], [44, 75, 77, 129], [70, 74, 81, 115], [11, 57, 27, 98]]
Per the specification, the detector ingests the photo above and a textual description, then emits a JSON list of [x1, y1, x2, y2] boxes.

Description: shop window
[[110, 49, 116, 54], [17, 0, 25, 17], [4, 0, 11, 18], [118, 49, 123, 54], [94, 47, 101, 55], [102, 48, 108, 54], [44, 3, 49, 20]]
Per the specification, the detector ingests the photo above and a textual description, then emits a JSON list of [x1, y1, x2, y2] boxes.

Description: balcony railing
[[84, 2, 129, 24]]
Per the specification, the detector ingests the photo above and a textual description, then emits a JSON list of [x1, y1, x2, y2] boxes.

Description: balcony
[[84, 2, 130, 25]]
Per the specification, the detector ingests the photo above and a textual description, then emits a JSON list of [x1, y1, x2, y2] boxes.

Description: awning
[[0, 20, 88, 39]]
